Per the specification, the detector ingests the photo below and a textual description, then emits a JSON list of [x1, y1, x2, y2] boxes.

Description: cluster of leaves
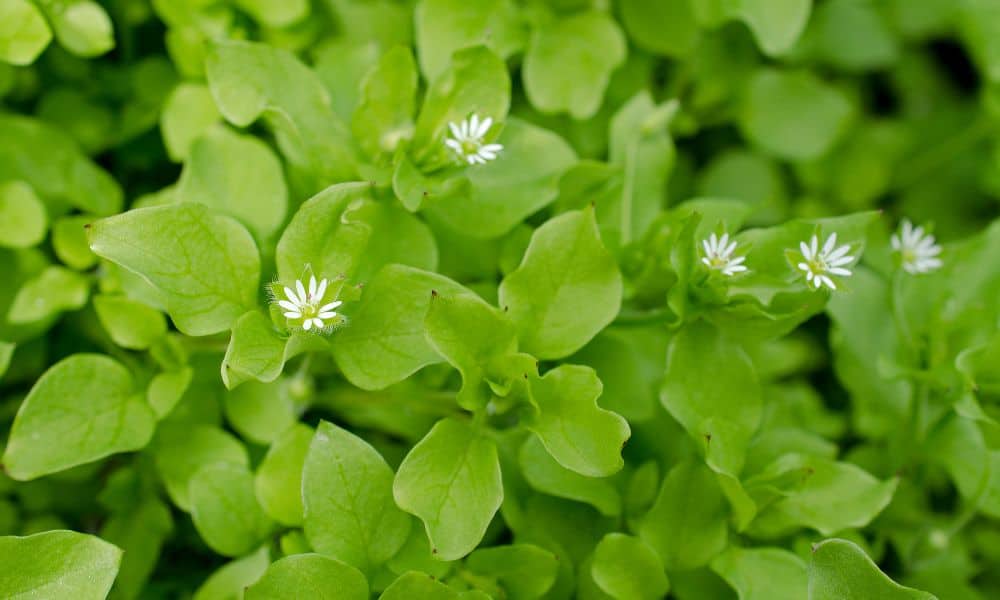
[[2, 0, 1000, 598]]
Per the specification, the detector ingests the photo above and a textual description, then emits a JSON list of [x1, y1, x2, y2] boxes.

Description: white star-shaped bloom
[[277, 275, 342, 332], [796, 232, 854, 291], [444, 114, 503, 165], [891, 219, 942, 274], [700, 232, 748, 276]]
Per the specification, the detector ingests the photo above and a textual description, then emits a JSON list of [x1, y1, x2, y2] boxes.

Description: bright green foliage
[[246, 554, 368, 600], [638, 460, 729, 571], [189, 462, 273, 557], [394, 418, 503, 560], [333, 265, 471, 389], [590, 533, 669, 600], [711, 546, 808, 600], [465, 543, 559, 599], [152, 424, 248, 511], [2, 1, 997, 598], [303, 422, 411, 574], [0, 530, 121, 599], [255, 423, 312, 526], [0, 0, 50, 65], [176, 126, 287, 241], [523, 11, 626, 119], [500, 208, 622, 359], [3, 354, 155, 480], [519, 435, 620, 516], [525, 365, 630, 477], [88, 203, 260, 336], [808, 539, 938, 599], [661, 321, 761, 478], [0, 180, 47, 248], [741, 68, 853, 161], [93, 295, 167, 350]]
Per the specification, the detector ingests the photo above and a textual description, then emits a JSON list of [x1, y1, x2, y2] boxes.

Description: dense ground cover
[[2, 0, 1000, 598]]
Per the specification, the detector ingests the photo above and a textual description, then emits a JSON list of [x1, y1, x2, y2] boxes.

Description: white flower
[[891, 219, 942, 274], [796, 232, 854, 291], [444, 114, 503, 165], [700, 232, 747, 276], [277, 275, 343, 332]]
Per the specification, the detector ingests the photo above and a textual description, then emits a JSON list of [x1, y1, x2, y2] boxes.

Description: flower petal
[[319, 301, 342, 312], [283, 311, 302, 318]]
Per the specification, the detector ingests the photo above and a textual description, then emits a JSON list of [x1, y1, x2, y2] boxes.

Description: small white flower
[[444, 114, 503, 165], [277, 275, 343, 332], [891, 219, 942, 274], [700, 232, 747, 276], [796, 232, 854, 291]]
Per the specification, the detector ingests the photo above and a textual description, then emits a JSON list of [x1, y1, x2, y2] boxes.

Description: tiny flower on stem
[[891, 219, 942, 274], [701, 232, 747, 276], [796, 232, 854, 291], [444, 114, 503, 165], [277, 275, 342, 332]]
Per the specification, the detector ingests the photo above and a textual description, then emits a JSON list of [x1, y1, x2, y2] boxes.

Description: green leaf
[[0, 114, 122, 215], [0, 180, 47, 249], [255, 423, 312, 527], [332, 265, 473, 390], [161, 83, 222, 162], [36, 0, 113, 57], [303, 421, 411, 574], [100, 498, 173, 600], [3, 354, 155, 480], [746, 454, 898, 537], [0, 530, 121, 599], [638, 460, 729, 571], [740, 68, 853, 161], [525, 364, 630, 477], [711, 546, 808, 600], [414, 0, 526, 79], [425, 118, 576, 239], [519, 435, 621, 516], [424, 289, 517, 410], [52, 215, 98, 270], [523, 11, 626, 119], [7, 265, 89, 324], [0, 0, 52, 65], [93, 295, 167, 350], [393, 418, 503, 561], [146, 368, 193, 419], [591, 533, 669, 600], [605, 93, 677, 250], [465, 544, 559, 600], [808, 0, 899, 71], [177, 126, 287, 241], [274, 182, 373, 283], [619, 0, 700, 58], [730, 0, 812, 56], [0, 341, 13, 379], [661, 321, 762, 478], [352, 46, 418, 159], [410, 46, 511, 165], [223, 379, 297, 444], [569, 327, 665, 422], [88, 203, 261, 336], [235, 0, 309, 28], [499, 208, 622, 359], [380, 571, 470, 600], [222, 311, 329, 390], [808, 539, 937, 599], [206, 40, 355, 186], [189, 462, 273, 557], [193, 546, 270, 600], [246, 554, 369, 600], [152, 423, 249, 511]]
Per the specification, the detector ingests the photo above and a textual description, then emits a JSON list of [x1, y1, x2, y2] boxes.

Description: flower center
[[901, 248, 917, 264], [807, 258, 828, 274], [460, 139, 480, 155], [708, 256, 728, 268]]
